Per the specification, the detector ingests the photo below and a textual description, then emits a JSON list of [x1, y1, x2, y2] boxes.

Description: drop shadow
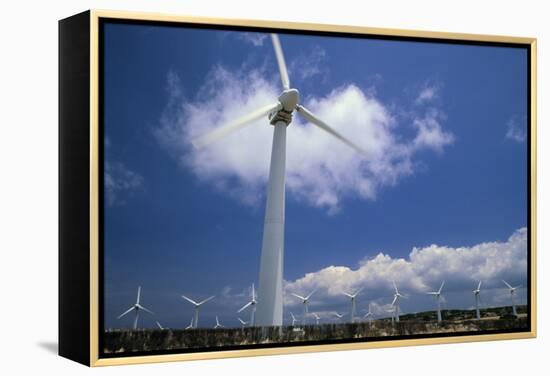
[[37, 341, 58, 354]]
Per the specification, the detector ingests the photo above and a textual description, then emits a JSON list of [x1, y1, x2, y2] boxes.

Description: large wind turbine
[[426, 281, 445, 323], [391, 281, 406, 323], [343, 287, 363, 323], [291, 290, 316, 326], [473, 281, 482, 320], [194, 34, 367, 326], [117, 286, 154, 330], [238, 283, 257, 326], [181, 295, 215, 328], [502, 280, 521, 317]]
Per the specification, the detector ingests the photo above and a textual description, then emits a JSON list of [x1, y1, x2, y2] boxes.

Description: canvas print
[[101, 20, 531, 356]]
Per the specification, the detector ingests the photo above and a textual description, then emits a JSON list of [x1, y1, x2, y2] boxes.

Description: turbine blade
[[392, 280, 399, 294], [193, 102, 283, 148], [296, 105, 367, 155], [306, 290, 317, 300], [252, 283, 255, 299], [427, 292, 438, 295], [156, 321, 163, 329], [355, 287, 364, 296], [181, 295, 199, 306], [238, 301, 253, 313], [137, 304, 154, 315], [136, 286, 141, 304], [271, 34, 290, 90], [291, 293, 305, 301], [478, 280, 482, 290], [439, 281, 445, 293], [198, 296, 215, 305], [117, 306, 134, 319], [391, 296, 397, 306], [514, 285, 522, 289], [343, 292, 353, 298], [502, 280, 513, 290]]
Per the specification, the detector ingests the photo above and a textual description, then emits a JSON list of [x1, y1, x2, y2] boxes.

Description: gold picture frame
[[59, 9, 537, 367]]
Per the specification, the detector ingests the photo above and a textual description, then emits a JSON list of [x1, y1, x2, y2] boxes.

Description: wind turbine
[[290, 312, 298, 326], [214, 316, 224, 329], [194, 34, 367, 326], [502, 280, 521, 317], [181, 295, 215, 328], [291, 290, 316, 326], [332, 312, 344, 323], [343, 287, 363, 323], [312, 313, 321, 325], [385, 306, 395, 325], [391, 281, 406, 323], [238, 283, 257, 326], [117, 286, 154, 330], [473, 281, 482, 320], [363, 303, 374, 327], [237, 317, 249, 328], [426, 280, 445, 322]]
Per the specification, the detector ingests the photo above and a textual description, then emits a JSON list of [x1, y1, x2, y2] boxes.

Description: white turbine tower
[[214, 316, 224, 329], [238, 283, 257, 326], [194, 34, 367, 326], [391, 281, 406, 323], [312, 313, 321, 325], [181, 295, 215, 328], [363, 303, 374, 327], [117, 286, 154, 330], [290, 312, 298, 326], [291, 290, 316, 326], [473, 281, 482, 320], [502, 280, 521, 317], [426, 281, 445, 322], [343, 287, 363, 323]]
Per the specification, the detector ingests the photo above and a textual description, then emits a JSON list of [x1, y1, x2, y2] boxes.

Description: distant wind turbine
[[238, 283, 257, 326], [194, 33, 368, 326], [181, 294, 215, 328], [290, 312, 298, 326], [502, 280, 521, 317], [214, 316, 224, 329], [363, 303, 374, 327], [185, 317, 194, 330], [343, 287, 363, 323], [117, 286, 154, 330], [237, 317, 248, 328], [332, 312, 344, 322], [291, 290, 316, 326], [312, 312, 321, 325], [426, 280, 445, 322], [473, 281, 482, 320], [391, 281, 406, 323]]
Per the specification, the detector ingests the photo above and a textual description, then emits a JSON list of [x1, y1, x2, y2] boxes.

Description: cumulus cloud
[[104, 140, 143, 206], [283, 227, 528, 309], [506, 115, 527, 142], [237, 32, 268, 47], [157, 65, 454, 212]]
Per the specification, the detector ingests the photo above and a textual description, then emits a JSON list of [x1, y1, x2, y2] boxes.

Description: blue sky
[[103, 22, 528, 329]]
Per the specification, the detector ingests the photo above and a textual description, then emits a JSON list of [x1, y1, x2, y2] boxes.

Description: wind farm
[[102, 24, 531, 356]]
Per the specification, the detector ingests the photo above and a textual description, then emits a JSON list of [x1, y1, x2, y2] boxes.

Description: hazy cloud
[[104, 140, 144, 206], [506, 115, 527, 142], [237, 32, 268, 47]]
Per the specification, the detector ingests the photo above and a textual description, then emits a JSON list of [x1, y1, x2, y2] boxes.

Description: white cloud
[[289, 45, 328, 81], [157, 65, 454, 212], [506, 115, 527, 142], [415, 83, 440, 105], [283, 227, 528, 309], [237, 32, 268, 47], [104, 141, 144, 206]]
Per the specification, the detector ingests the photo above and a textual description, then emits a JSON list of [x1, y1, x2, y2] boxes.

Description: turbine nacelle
[[278, 88, 300, 112]]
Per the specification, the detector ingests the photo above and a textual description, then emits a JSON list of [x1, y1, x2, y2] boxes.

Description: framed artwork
[[59, 9, 537, 367]]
